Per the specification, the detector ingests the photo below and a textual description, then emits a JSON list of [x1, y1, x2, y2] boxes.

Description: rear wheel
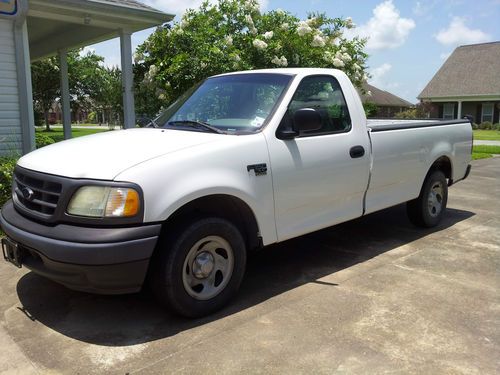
[[407, 170, 448, 228], [150, 217, 246, 318]]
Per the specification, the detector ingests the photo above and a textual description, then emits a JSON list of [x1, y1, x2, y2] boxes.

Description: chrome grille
[[13, 170, 62, 217]]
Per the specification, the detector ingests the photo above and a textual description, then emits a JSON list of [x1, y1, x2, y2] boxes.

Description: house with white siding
[[0, 0, 173, 157]]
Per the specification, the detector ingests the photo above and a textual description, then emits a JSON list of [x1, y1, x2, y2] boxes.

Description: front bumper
[[1, 200, 161, 294]]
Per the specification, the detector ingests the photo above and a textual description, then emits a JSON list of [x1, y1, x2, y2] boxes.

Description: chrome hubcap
[[192, 252, 215, 279], [182, 236, 234, 301], [428, 181, 444, 217]]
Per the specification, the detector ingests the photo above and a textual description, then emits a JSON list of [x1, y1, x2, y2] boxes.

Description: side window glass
[[285, 75, 352, 136]]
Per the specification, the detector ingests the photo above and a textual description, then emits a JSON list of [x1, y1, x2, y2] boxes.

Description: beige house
[[0, 0, 173, 156], [418, 42, 500, 124], [358, 83, 414, 118]]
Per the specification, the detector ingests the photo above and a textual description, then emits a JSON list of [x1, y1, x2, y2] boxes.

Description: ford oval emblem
[[21, 187, 34, 201]]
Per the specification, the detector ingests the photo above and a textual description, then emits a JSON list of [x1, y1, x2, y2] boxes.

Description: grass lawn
[[472, 145, 500, 160], [36, 128, 108, 142], [473, 130, 500, 141]]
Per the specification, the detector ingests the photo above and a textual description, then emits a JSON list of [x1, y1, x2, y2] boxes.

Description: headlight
[[67, 186, 140, 218]]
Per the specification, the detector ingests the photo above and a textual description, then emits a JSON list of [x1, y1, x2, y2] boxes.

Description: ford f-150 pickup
[[1, 68, 472, 317]]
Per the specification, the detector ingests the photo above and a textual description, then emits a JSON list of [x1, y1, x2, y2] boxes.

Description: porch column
[[13, 16, 35, 153], [120, 29, 136, 129], [457, 100, 462, 119], [58, 49, 72, 139]]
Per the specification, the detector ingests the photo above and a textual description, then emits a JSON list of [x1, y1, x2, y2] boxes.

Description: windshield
[[156, 73, 293, 134]]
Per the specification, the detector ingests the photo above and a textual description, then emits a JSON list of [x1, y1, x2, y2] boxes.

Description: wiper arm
[[149, 118, 160, 128], [167, 120, 225, 134]]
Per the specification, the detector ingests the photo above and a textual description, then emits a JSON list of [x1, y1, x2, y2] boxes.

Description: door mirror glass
[[294, 108, 322, 133]]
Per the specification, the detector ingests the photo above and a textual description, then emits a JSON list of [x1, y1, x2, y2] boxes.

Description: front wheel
[[407, 170, 448, 228], [150, 217, 247, 318]]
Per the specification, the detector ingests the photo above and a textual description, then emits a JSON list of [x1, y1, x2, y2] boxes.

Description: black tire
[[150, 217, 246, 318], [407, 170, 448, 228]]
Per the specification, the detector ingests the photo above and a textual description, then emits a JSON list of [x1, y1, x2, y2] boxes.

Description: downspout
[[13, 0, 36, 154]]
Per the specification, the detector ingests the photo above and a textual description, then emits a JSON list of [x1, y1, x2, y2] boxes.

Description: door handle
[[350, 145, 365, 158]]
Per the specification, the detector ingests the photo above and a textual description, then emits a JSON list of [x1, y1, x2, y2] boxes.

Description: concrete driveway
[[1, 158, 498, 374]]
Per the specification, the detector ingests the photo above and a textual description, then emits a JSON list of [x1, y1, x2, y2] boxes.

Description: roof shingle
[[418, 41, 500, 99], [359, 83, 414, 107], [89, 0, 162, 13]]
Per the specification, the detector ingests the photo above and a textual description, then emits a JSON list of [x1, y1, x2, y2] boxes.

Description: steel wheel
[[182, 235, 234, 301], [407, 170, 448, 228], [427, 181, 444, 217]]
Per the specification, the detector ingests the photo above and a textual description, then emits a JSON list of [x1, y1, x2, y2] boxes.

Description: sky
[[88, 0, 500, 103]]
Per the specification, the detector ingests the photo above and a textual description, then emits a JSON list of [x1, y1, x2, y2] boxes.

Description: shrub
[[394, 102, 431, 119], [363, 102, 378, 118], [479, 121, 493, 130], [471, 123, 479, 130], [0, 157, 17, 208], [35, 133, 56, 148], [493, 123, 500, 131], [395, 108, 418, 119], [88, 111, 97, 123], [34, 111, 45, 127]]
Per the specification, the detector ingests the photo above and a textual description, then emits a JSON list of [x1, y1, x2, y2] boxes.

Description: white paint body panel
[[365, 123, 472, 214], [16, 68, 473, 246], [263, 69, 371, 241], [17, 129, 222, 179]]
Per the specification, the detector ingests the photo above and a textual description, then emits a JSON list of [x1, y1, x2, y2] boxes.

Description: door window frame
[[277, 74, 353, 138]]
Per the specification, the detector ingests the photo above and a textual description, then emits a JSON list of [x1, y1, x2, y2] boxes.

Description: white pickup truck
[[1, 68, 472, 317]]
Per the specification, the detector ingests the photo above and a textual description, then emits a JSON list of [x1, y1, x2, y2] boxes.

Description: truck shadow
[[15, 204, 473, 346]]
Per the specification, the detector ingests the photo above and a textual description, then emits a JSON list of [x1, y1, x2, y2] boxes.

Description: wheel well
[[162, 194, 262, 252], [429, 156, 452, 180]]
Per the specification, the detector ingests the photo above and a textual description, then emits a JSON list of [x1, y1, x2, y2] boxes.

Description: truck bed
[[364, 118, 472, 216]]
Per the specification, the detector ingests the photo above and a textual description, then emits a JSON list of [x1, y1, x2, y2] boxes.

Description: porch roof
[[27, 0, 174, 60]]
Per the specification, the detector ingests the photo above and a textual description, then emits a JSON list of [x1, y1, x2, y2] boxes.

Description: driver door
[[265, 75, 370, 241]]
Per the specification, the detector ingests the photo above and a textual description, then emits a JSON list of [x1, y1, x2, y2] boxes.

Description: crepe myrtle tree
[[134, 0, 369, 110]]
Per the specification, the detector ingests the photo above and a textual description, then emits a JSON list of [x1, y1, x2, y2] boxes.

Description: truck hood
[[17, 129, 222, 180]]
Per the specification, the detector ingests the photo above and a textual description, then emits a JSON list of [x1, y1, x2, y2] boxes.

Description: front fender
[[115, 133, 278, 245]]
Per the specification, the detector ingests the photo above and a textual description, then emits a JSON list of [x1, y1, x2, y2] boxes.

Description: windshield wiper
[[148, 118, 160, 128], [167, 120, 225, 134]]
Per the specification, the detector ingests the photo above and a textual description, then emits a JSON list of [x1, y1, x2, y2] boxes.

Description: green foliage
[[31, 57, 60, 130], [31, 49, 123, 129], [135, 0, 368, 110], [478, 121, 493, 130], [88, 111, 97, 123], [67, 50, 106, 114], [393, 102, 431, 119], [0, 157, 17, 209], [93, 66, 123, 125], [35, 133, 56, 148], [363, 102, 378, 117], [394, 108, 418, 119], [34, 111, 45, 127]]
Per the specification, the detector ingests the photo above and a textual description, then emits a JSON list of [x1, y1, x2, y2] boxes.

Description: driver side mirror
[[294, 108, 322, 133], [276, 108, 323, 140]]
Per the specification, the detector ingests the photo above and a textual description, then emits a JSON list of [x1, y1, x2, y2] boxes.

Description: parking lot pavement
[[0, 158, 498, 374]]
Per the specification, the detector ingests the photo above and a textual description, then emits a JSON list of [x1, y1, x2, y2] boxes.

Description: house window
[[443, 103, 455, 120], [481, 103, 494, 123]]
